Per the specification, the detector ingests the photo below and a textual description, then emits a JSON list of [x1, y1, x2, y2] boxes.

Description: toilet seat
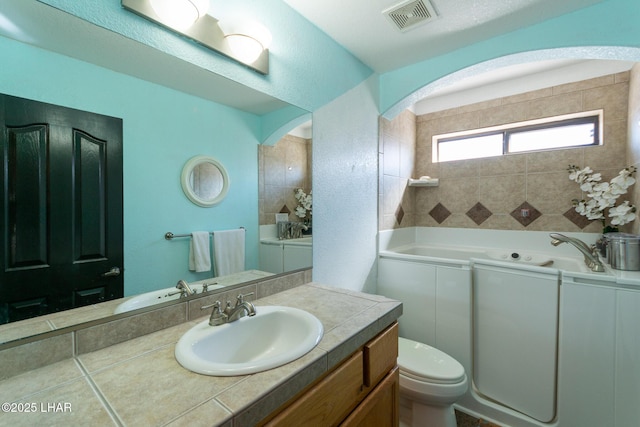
[[398, 337, 466, 384]]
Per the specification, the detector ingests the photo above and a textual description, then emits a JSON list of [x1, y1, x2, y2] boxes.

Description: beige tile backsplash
[[381, 71, 635, 233]]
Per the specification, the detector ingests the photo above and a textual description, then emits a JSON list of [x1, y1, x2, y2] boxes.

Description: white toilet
[[397, 337, 468, 427]]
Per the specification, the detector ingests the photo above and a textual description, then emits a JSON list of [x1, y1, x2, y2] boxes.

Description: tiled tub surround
[[380, 71, 632, 233], [0, 282, 402, 426]]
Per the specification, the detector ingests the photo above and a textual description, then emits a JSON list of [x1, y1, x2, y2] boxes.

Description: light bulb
[[219, 20, 272, 64], [150, 0, 209, 30], [225, 34, 264, 64]]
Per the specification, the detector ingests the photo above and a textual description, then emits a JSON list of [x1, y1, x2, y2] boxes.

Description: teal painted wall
[[40, 0, 374, 113], [0, 36, 261, 296]]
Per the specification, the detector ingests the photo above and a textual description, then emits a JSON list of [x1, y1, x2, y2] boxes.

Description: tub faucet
[[549, 233, 605, 272], [277, 221, 308, 239]]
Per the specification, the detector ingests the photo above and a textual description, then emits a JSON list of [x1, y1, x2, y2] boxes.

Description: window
[[433, 110, 602, 162]]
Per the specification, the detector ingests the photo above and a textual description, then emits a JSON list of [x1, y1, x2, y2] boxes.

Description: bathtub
[[377, 227, 622, 427], [384, 243, 591, 274], [114, 282, 224, 314], [114, 270, 274, 314]]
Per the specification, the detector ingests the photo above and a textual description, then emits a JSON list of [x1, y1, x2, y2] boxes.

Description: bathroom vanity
[[262, 323, 399, 426], [0, 279, 401, 426]]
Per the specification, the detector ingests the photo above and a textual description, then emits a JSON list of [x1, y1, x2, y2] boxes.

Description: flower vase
[[595, 235, 608, 258], [597, 226, 619, 258]]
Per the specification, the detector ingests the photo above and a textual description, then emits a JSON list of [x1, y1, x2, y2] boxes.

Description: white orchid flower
[[611, 173, 635, 189], [609, 201, 637, 226], [569, 165, 637, 227]]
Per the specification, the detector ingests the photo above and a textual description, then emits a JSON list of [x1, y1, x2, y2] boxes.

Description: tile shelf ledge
[[408, 177, 439, 187]]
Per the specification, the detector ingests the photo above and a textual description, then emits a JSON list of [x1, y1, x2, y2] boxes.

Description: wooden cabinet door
[[266, 351, 366, 427], [341, 367, 400, 427]]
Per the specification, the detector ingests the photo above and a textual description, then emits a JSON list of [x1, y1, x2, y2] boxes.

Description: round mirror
[[181, 155, 229, 207]]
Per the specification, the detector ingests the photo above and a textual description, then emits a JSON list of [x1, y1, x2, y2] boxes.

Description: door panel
[[6, 124, 49, 269], [1, 95, 123, 323], [74, 129, 107, 261]]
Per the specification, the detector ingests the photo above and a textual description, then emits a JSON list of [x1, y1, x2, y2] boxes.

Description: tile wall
[[380, 71, 632, 233], [259, 134, 312, 225], [379, 110, 417, 229], [628, 64, 640, 234]]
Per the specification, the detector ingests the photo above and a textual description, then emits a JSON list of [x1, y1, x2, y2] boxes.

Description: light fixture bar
[[122, 0, 269, 75]]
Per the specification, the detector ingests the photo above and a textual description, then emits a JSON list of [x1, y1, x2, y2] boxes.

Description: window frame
[[432, 109, 603, 163]]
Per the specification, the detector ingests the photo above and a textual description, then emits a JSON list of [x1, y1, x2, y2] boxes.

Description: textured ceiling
[[284, 0, 604, 72]]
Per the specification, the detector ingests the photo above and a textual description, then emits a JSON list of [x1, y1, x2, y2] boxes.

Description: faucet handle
[[201, 301, 222, 311], [202, 301, 229, 326], [236, 292, 255, 305]]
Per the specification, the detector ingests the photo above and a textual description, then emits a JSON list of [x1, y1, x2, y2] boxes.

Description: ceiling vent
[[383, 0, 439, 32]]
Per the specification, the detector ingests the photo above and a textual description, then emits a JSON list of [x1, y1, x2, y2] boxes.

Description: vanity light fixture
[[121, 0, 270, 74], [218, 20, 272, 64], [149, 0, 209, 30]]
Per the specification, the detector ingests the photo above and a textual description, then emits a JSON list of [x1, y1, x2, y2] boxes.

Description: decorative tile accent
[[466, 202, 492, 225], [395, 205, 405, 224], [429, 203, 451, 224], [510, 201, 542, 227], [279, 205, 291, 214], [563, 207, 592, 229]]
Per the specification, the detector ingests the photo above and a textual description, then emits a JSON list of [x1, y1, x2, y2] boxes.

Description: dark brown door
[[0, 95, 123, 323]]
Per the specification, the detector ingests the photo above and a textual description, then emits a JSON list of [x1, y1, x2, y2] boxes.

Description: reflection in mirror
[[258, 120, 313, 274], [181, 155, 229, 207], [192, 162, 223, 199], [0, 1, 316, 348]]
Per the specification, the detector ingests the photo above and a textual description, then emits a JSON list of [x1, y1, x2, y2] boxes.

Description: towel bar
[[165, 227, 245, 240]]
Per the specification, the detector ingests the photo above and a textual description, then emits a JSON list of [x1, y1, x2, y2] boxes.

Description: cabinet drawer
[[364, 322, 398, 387], [266, 351, 365, 427]]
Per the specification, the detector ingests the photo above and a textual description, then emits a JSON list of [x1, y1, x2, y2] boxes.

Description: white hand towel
[[213, 229, 245, 277], [189, 231, 211, 273]]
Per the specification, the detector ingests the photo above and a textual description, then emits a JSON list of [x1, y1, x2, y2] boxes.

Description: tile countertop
[[0, 283, 402, 427]]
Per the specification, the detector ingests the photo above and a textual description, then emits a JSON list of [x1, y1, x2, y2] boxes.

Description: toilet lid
[[398, 337, 466, 384]]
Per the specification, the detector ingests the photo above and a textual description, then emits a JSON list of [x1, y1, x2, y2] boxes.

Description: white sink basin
[[175, 305, 324, 376]]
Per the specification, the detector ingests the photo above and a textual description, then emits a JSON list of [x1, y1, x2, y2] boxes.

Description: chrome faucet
[[175, 279, 195, 296], [167, 279, 196, 298], [277, 221, 309, 239], [201, 292, 256, 326], [549, 233, 605, 272], [224, 292, 257, 322]]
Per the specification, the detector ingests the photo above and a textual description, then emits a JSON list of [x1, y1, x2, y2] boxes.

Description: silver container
[[606, 232, 640, 271]]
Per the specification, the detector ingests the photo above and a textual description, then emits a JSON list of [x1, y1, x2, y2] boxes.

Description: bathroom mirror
[[0, 1, 312, 347], [181, 155, 230, 207]]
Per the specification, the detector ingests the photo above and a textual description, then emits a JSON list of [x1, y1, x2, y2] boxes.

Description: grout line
[[74, 358, 124, 427]]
